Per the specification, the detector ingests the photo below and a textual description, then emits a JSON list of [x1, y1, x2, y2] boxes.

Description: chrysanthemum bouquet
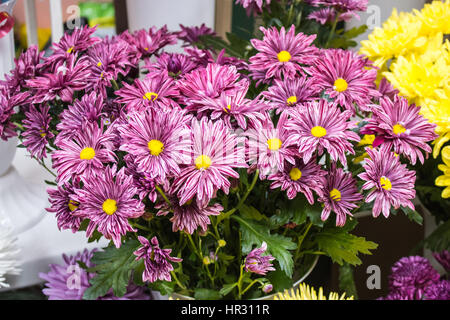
[[0, 1, 438, 300], [360, 0, 450, 255]]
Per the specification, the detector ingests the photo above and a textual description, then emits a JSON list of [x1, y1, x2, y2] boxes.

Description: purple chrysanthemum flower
[[115, 72, 179, 112], [143, 52, 198, 79], [177, 63, 248, 110], [192, 81, 270, 130], [185, 48, 248, 72], [307, 7, 356, 24], [389, 256, 441, 300], [124, 154, 161, 202], [0, 85, 29, 140], [52, 122, 116, 184], [285, 99, 360, 166], [423, 280, 450, 300], [236, 0, 273, 16], [377, 78, 399, 101], [244, 242, 276, 275], [178, 23, 216, 46], [134, 236, 182, 283], [312, 0, 368, 12], [262, 76, 318, 111], [268, 158, 326, 204], [124, 26, 177, 57], [361, 96, 438, 165], [56, 91, 104, 144], [247, 112, 298, 178], [172, 117, 248, 207], [117, 108, 191, 183], [318, 165, 362, 226], [39, 249, 149, 300], [358, 146, 416, 218], [26, 55, 90, 103], [157, 197, 223, 234], [310, 49, 379, 114], [72, 166, 145, 248], [46, 180, 83, 233], [22, 104, 54, 160], [378, 291, 411, 300], [433, 250, 450, 273], [249, 25, 318, 84]]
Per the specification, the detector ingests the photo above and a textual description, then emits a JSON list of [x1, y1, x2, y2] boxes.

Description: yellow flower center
[[267, 138, 282, 151], [289, 168, 302, 181], [102, 199, 118, 216], [329, 188, 342, 202], [143, 92, 158, 101], [97, 61, 102, 67], [287, 96, 297, 105], [147, 139, 164, 156], [277, 50, 291, 62], [145, 47, 149, 51], [195, 155, 212, 170], [67, 46, 74, 54], [393, 123, 406, 135], [79, 147, 96, 160], [311, 126, 327, 138], [68, 200, 79, 212], [333, 78, 348, 92], [380, 176, 392, 191], [223, 104, 232, 113]]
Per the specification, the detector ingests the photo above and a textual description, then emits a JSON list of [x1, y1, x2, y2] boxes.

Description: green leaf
[[83, 240, 141, 300], [219, 283, 237, 297], [315, 227, 378, 266], [266, 267, 294, 293], [338, 262, 358, 299], [149, 280, 176, 296], [240, 204, 266, 221], [232, 215, 297, 277], [271, 196, 322, 229], [401, 206, 423, 226], [194, 288, 222, 300], [343, 25, 368, 39], [423, 219, 450, 252]]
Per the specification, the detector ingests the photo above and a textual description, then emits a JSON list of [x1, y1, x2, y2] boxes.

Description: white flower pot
[[0, 138, 17, 177]]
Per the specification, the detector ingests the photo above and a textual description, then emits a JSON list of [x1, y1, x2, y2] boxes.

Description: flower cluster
[[379, 254, 449, 300], [1, 19, 436, 300]]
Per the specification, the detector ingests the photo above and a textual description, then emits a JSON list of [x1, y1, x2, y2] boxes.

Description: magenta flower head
[[249, 25, 318, 84], [236, 0, 273, 16], [263, 76, 318, 112], [313, 0, 368, 13], [433, 250, 450, 273], [358, 146, 416, 218], [72, 165, 145, 248], [285, 99, 360, 166], [52, 122, 116, 185], [115, 72, 179, 112], [125, 25, 177, 57], [361, 95, 438, 165], [307, 7, 356, 25], [157, 197, 223, 234], [143, 52, 198, 79], [39, 249, 149, 300], [46, 180, 83, 233], [5, 45, 44, 92], [177, 23, 216, 46], [244, 242, 276, 275], [117, 108, 191, 183], [310, 49, 379, 114], [22, 104, 54, 160], [124, 154, 161, 203], [134, 236, 182, 283], [319, 165, 362, 226], [423, 281, 450, 300], [172, 117, 248, 207], [268, 158, 326, 204], [389, 256, 441, 300], [377, 77, 399, 101], [0, 85, 29, 140]]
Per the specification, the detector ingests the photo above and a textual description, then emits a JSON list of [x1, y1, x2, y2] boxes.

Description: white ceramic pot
[[0, 137, 17, 177]]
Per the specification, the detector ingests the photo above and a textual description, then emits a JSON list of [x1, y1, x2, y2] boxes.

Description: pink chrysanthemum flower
[[172, 118, 248, 207], [360, 96, 438, 165], [192, 81, 270, 130], [124, 154, 162, 202], [143, 52, 198, 79], [157, 197, 223, 234], [22, 105, 54, 160], [247, 112, 298, 178], [236, 0, 273, 16], [178, 23, 216, 46], [5, 45, 44, 92], [0, 86, 29, 140], [263, 76, 317, 111], [249, 25, 318, 84], [244, 242, 276, 275], [134, 236, 182, 283], [26, 55, 90, 103], [56, 91, 104, 144], [377, 78, 399, 101], [310, 49, 379, 114], [115, 72, 179, 112], [319, 165, 362, 226], [307, 7, 356, 24], [117, 108, 191, 183], [177, 63, 248, 110], [433, 250, 450, 273], [125, 26, 177, 57], [358, 146, 416, 218], [185, 48, 248, 72], [285, 99, 360, 166], [46, 180, 83, 233], [313, 0, 368, 12], [268, 158, 326, 204], [72, 166, 145, 248], [52, 122, 116, 184]]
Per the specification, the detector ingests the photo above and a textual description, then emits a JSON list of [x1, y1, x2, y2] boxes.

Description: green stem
[[170, 271, 186, 290], [186, 233, 202, 260], [12, 121, 25, 131], [130, 221, 152, 232], [294, 221, 313, 261], [111, 79, 119, 91], [325, 13, 340, 48], [155, 185, 171, 206], [36, 158, 56, 178], [237, 264, 245, 300], [241, 279, 260, 296]]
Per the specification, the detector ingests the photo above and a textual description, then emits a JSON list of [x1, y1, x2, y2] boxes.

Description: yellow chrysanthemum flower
[[435, 146, 450, 198], [273, 283, 354, 300], [414, 0, 450, 36]]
